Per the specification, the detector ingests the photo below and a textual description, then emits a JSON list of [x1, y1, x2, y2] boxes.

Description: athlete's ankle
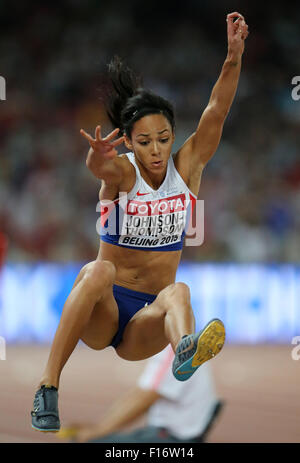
[[38, 377, 59, 390], [174, 334, 189, 352]]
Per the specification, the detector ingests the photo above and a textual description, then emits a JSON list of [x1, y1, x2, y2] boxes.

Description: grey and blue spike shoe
[[31, 385, 60, 432], [172, 318, 225, 381]]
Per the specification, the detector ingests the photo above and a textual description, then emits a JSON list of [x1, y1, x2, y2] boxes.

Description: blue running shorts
[[109, 284, 157, 348]]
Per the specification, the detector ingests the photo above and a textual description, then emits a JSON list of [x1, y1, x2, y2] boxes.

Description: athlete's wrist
[[225, 51, 242, 66]]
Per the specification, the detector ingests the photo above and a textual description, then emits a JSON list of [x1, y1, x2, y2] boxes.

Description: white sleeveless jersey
[[100, 152, 197, 251]]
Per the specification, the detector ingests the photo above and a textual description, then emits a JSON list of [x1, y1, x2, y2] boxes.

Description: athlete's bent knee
[[156, 281, 191, 310], [173, 282, 190, 299], [165, 282, 190, 299], [82, 260, 116, 293]]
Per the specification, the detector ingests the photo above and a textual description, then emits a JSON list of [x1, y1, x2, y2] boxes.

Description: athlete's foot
[[172, 318, 225, 381], [31, 385, 60, 432]]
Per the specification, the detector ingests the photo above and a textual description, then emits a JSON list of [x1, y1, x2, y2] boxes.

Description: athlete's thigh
[[80, 288, 119, 350], [72, 260, 119, 350], [116, 298, 169, 361]]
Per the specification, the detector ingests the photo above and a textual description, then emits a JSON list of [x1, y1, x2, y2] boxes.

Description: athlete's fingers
[[227, 12, 244, 20], [227, 12, 243, 34], [110, 135, 125, 148], [227, 14, 239, 35], [80, 129, 95, 144], [95, 125, 102, 141], [238, 20, 248, 38], [242, 29, 249, 40], [103, 128, 120, 142], [230, 17, 247, 39], [234, 17, 243, 28]]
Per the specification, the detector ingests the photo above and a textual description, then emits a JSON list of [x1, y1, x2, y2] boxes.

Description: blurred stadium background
[[0, 0, 299, 443]]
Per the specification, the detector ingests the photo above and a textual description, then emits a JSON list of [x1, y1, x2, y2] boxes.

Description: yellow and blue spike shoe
[[172, 319, 225, 381], [31, 385, 60, 432]]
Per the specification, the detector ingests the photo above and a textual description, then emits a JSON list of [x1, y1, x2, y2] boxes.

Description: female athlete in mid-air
[[31, 12, 248, 432]]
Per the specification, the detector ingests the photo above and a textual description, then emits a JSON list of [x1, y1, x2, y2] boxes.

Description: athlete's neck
[[135, 158, 167, 190]]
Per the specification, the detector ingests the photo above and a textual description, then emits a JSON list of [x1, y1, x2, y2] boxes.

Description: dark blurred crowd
[[0, 1, 299, 263]]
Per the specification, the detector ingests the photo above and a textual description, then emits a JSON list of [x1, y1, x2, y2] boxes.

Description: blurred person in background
[[30, 11, 248, 433], [58, 344, 224, 443]]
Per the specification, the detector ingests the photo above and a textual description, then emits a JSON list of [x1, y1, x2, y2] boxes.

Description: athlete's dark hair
[[100, 56, 175, 138]]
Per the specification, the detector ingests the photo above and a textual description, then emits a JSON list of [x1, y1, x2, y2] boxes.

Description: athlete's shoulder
[[114, 153, 135, 174], [116, 152, 131, 164]]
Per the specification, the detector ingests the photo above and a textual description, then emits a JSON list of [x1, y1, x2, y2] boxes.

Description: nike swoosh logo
[[177, 369, 194, 375], [136, 191, 149, 196]]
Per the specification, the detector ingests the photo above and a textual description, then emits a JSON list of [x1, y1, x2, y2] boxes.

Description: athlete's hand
[[80, 125, 125, 160], [226, 12, 249, 58]]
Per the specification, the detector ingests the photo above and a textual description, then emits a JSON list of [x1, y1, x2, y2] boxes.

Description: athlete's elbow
[[85, 147, 94, 167], [207, 103, 228, 122], [85, 154, 103, 178], [85, 157, 102, 179], [86, 157, 96, 175], [85, 150, 94, 170]]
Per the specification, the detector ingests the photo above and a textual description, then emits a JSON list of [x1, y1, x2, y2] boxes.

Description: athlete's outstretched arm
[[179, 12, 249, 170]]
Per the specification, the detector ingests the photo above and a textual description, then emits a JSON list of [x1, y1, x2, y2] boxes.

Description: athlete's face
[[125, 114, 175, 174]]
